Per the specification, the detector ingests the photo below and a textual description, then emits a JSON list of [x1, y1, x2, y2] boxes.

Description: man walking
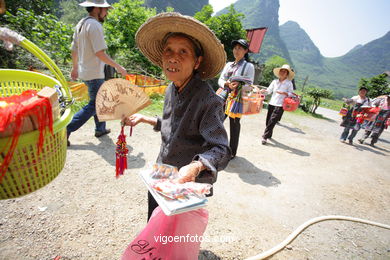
[[67, 0, 127, 145]]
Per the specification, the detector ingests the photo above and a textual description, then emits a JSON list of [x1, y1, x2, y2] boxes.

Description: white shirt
[[346, 95, 371, 107], [71, 17, 108, 81], [265, 79, 294, 107], [218, 60, 255, 88]]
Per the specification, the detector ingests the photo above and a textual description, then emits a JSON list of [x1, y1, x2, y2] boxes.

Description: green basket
[[0, 28, 73, 199]]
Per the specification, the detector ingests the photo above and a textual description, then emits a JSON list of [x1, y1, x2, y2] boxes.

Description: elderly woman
[[123, 13, 231, 220], [260, 64, 294, 145]]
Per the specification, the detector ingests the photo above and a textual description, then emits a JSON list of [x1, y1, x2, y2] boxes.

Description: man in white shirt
[[260, 64, 294, 144], [67, 0, 127, 146]]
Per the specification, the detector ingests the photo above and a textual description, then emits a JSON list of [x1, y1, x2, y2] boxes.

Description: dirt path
[[1, 108, 389, 260]]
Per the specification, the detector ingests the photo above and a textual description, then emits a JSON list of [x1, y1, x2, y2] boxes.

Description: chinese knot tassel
[[115, 125, 131, 178]]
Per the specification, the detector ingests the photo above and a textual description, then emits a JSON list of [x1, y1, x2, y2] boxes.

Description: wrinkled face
[[279, 69, 289, 80], [232, 44, 248, 61], [162, 35, 202, 87]]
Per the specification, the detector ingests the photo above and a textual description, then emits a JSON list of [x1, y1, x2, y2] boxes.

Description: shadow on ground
[[67, 135, 146, 169], [198, 250, 222, 260], [267, 139, 310, 156], [225, 157, 281, 187], [352, 142, 390, 156], [277, 122, 306, 134]]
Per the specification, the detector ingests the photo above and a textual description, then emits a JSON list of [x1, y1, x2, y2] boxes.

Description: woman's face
[[279, 69, 289, 80], [162, 35, 202, 87], [232, 44, 248, 61], [359, 89, 367, 97]]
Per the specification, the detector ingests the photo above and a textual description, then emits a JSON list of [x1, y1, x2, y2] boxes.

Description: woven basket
[[0, 28, 73, 199]]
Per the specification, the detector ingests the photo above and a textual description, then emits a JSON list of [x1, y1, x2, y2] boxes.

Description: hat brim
[[273, 67, 295, 80], [79, 2, 112, 8], [135, 12, 226, 80]]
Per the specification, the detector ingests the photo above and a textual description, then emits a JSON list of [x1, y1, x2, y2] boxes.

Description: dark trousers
[[229, 117, 241, 157], [148, 191, 158, 221], [224, 115, 241, 157], [263, 105, 284, 139]]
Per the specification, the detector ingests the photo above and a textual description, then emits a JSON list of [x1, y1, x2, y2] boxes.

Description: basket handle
[[0, 27, 73, 104]]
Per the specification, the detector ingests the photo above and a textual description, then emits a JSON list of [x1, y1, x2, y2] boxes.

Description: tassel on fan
[[96, 78, 151, 177]]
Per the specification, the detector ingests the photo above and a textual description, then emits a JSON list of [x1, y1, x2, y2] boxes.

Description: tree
[[103, 0, 160, 75], [306, 87, 333, 114], [1, 8, 73, 68], [358, 73, 390, 98], [258, 55, 288, 86], [195, 4, 246, 62], [59, 0, 86, 26]]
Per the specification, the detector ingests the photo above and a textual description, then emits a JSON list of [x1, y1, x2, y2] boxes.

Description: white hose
[[245, 215, 390, 260]]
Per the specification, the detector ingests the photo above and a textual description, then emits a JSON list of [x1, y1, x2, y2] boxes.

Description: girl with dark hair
[[218, 39, 255, 159]]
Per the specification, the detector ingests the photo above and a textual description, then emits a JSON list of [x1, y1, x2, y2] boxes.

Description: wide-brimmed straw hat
[[79, 0, 112, 8], [273, 64, 295, 80], [135, 12, 226, 79]]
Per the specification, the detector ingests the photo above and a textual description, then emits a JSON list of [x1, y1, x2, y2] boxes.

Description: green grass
[[142, 93, 164, 116]]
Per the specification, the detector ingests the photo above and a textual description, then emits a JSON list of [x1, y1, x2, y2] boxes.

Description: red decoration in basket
[[115, 125, 132, 178], [282, 94, 300, 112], [0, 90, 53, 183]]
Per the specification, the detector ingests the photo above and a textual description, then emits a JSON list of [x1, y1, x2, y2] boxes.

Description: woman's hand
[[229, 81, 239, 90], [177, 161, 205, 184], [122, 113, 145, 127]]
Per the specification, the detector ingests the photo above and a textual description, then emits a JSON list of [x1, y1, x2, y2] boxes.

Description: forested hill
[[216, 0, 291, 64], [144, 0, 208, 15], [280, 20, 390, 97], [218, 0, 389, 97], [54, 0, 208, 16]]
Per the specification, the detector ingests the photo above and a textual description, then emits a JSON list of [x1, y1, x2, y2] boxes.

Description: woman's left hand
[[177, 161, 204, 184], [229, 81, 239, 90]]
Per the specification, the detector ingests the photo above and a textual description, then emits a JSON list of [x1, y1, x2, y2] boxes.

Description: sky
[[209, 0, 390, 57]]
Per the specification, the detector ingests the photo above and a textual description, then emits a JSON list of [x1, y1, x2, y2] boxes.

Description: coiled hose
[[245, 215, 390, 260]]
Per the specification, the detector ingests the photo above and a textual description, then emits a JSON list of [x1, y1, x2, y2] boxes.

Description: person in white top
[[340, 87, 371, 144], [260, 64, 294, 144], [67, 0, 127, 146], [218, 39, 255, 159]]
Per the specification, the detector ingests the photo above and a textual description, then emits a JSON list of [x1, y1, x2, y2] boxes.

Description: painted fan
[[96, 78, 151, 121], [95, 78, 152, 177]]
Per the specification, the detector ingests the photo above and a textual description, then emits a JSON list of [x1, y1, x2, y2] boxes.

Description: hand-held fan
[[96, 78, 152, 177], [96, 78, 151, 121]]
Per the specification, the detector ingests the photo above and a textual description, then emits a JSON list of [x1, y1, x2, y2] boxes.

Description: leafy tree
[[103, 0, 160, 75], [358, 73, 390, 98], [306, 87, 333, 113], [258, 55, 288, 86], [195, 4, 246, 62], [1, 8, 73, 68], [2, 0, 55, 15], [59, 0, 86, 26]]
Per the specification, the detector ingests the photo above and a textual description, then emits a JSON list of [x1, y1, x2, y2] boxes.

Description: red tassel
[[115, 125, 131, 178], [0, 90, 53, 183]]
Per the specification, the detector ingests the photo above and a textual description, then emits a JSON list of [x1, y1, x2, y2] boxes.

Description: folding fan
[[96, 78, 151, 121], [95, 78, 152, 178]]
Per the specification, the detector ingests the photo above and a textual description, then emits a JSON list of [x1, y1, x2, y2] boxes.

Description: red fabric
[[0, 90, 53, 183], [246, 27, 268, 53]]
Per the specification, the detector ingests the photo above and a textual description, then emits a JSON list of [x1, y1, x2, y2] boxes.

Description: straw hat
[[79, 0, 112, 8], [135, 12, 226, 80], [273, 64, 295, 80]]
